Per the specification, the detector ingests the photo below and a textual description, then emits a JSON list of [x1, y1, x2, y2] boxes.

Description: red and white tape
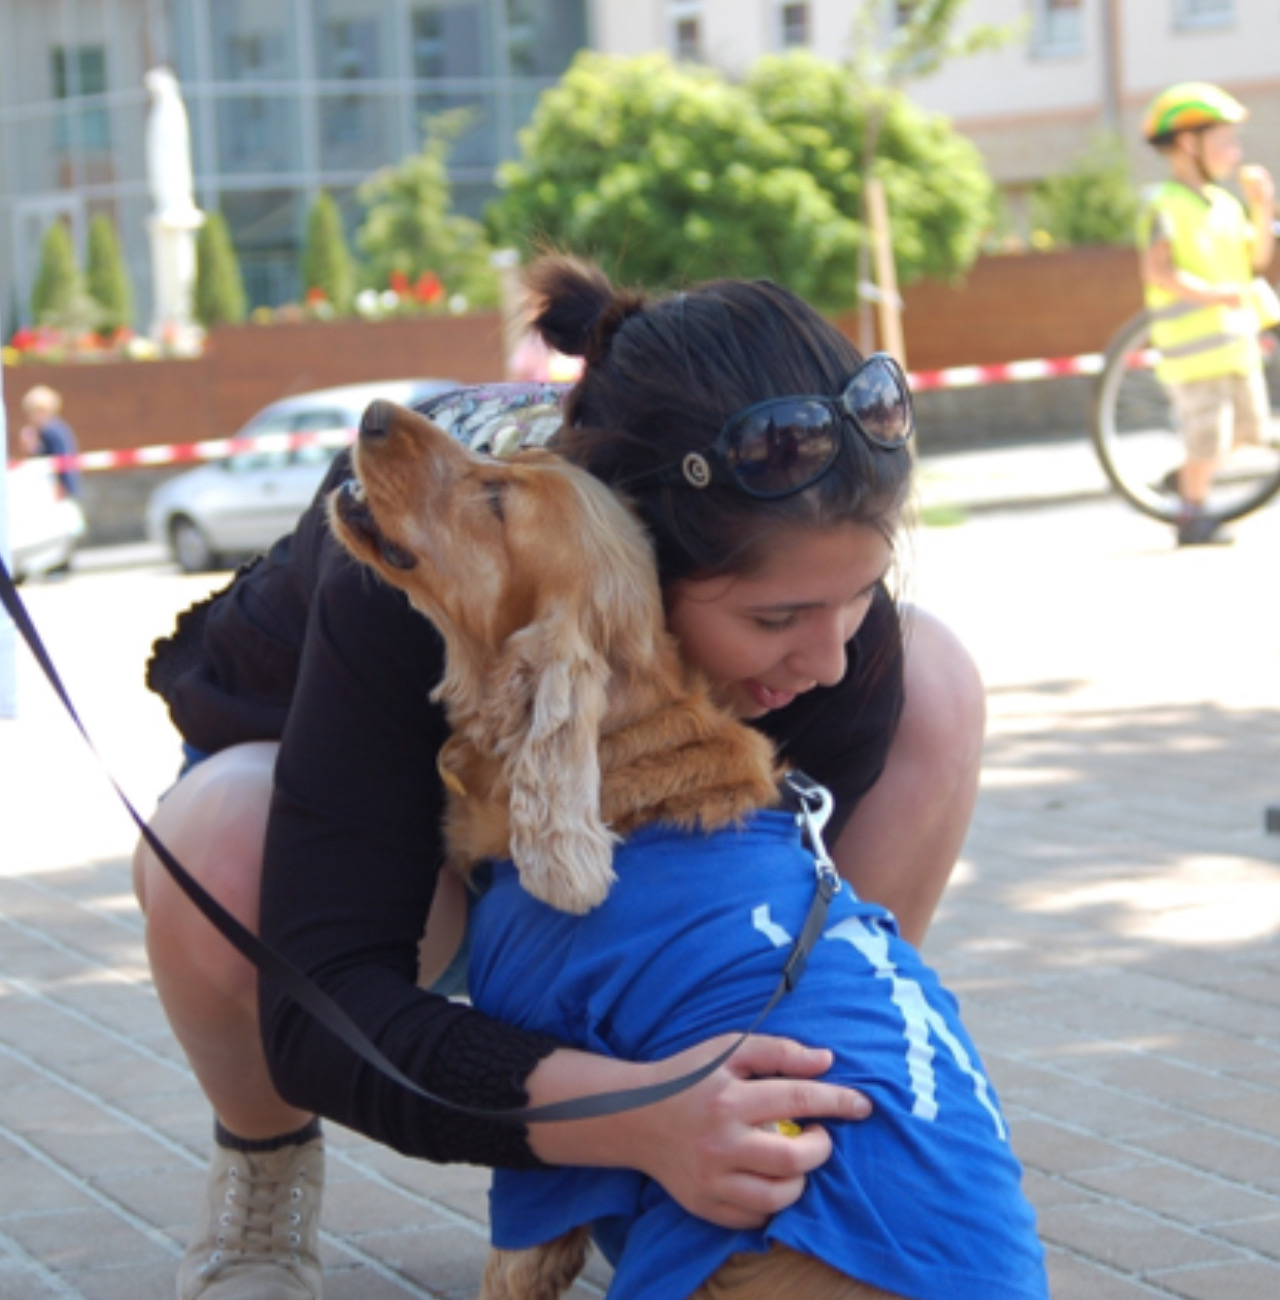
[[907, 352, 1104, 392], [8, 350, 1111, 474], [8, 427, 358, 475]]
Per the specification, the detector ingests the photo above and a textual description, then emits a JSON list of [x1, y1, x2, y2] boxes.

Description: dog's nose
[[360, 400, 394, 440]]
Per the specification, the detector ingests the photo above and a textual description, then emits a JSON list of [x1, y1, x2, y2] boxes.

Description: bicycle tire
[[1090, 309, 1280, 525]]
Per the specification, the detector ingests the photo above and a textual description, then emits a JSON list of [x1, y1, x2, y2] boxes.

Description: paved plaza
[[1, 445, 1278, 1298]]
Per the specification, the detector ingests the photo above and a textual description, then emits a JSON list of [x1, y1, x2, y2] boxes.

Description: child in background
[[1137, 82, 1277, 546], [19, 385, 82, 499]]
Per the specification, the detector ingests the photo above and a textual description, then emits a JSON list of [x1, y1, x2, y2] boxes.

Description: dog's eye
[[482, 480, 506, 522]]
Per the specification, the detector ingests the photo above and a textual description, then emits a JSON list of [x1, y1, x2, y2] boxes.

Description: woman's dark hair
[[527, 254, 913, 589]]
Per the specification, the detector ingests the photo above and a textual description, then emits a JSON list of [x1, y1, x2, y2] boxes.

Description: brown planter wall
[[893, 245, 1146, 373], [4, 249, 1157, 458], [5, 312, 508, 457], [4, 249, 1150, 458]]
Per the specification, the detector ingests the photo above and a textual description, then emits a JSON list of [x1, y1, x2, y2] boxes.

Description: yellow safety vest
[[1137, 180, 1263, 384]]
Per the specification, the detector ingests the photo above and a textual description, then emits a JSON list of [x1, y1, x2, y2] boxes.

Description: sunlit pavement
[[2, 442, 1278, 1298]]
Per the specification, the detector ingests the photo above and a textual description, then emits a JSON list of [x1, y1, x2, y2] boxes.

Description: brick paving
[[1, 450, 1278, 1297]]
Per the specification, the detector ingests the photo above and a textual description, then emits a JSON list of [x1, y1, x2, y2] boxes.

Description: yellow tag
[[770, 1120, 803, 1138], [437, 753, 468, 798]]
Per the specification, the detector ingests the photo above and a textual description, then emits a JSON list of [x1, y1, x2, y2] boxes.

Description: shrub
[[357, 110, 499, 310], [85, 212, 134, 335], [194, 211, 248, 327], [30, 221, 81, 325], [1030, 134, 1140, 248], [302, 191, 355, 314]]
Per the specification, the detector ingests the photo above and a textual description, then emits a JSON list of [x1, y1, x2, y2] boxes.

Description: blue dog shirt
[[469, 811, 1048, 1300]]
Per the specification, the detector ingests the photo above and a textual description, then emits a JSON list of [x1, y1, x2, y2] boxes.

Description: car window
[[291, 407, 353, 433], [290, 407, 354, 465], [230, 411, 295, 472]]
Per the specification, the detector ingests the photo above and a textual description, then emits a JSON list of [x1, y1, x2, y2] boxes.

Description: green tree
[[30, 221, 81, 325], [1030, 133, 1140, 248], [356, 111, 499, 309], [85, 212, 133, 335], [746, 51, 993, 288], [193, 211, 247, 327], [302, 190, 355, 313], [489, 50, 994, 308], [488, 52, 860, 306]]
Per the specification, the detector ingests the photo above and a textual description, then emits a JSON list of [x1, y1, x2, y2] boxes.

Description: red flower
[[413, 271, 445, 305], [389, 269, 410, 295], [305, 287, 328, 305]]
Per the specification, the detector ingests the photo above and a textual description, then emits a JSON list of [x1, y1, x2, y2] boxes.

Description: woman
[[135, 256, 985, 1299]]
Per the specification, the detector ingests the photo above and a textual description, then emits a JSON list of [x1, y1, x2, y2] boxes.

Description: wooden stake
[[866, 176, 906, 369]]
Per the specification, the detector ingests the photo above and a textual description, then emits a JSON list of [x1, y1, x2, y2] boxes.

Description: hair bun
[[524, 254, 645, 363]]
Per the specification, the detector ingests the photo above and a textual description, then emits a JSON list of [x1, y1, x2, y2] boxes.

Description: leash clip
[[783, 771, 841, 900]]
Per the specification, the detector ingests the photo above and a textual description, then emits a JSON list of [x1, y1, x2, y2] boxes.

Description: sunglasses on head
[[624, 353, 914, 500]]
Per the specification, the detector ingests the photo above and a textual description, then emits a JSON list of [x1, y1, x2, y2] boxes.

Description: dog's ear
[[480, 606, 617, 914]]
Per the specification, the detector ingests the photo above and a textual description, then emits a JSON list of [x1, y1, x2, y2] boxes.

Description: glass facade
[[0, 0, 588, 329]]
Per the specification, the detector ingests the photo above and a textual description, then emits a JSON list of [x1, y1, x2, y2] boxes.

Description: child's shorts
[[1170, 369, 1271, 461]]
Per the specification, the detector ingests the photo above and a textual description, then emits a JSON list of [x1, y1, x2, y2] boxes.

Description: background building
[[596, 0, 1280, 220], [3, 0, 1277, 334], [0, 0, 588, 328]]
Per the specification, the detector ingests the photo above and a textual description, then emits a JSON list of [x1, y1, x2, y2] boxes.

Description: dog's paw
[[518, 833, 618, 915]]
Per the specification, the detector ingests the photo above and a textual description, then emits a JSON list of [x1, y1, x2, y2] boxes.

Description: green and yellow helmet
[[1142, 82, 1248, 144]]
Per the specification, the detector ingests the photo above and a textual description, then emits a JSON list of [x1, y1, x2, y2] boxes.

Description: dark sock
[[214, 1116, 322, 1154]]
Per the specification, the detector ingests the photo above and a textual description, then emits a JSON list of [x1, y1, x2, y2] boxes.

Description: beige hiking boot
[[177, 1135, 324, 1299]]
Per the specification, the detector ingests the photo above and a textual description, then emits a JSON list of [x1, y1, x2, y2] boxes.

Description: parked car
[[146, 379, 458, 572], [4, 457, 86, 582]]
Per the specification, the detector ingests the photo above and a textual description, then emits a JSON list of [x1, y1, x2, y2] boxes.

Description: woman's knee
[[135, 743, 278, 989], [899, 607, 986, 789]]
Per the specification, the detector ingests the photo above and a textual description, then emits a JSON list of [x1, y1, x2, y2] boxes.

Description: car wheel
[[170, 516, 219, 573]]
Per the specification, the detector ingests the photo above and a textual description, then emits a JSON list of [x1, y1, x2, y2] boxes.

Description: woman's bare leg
[[132, 741, 310, 1138], [832, 608, 986, 948]]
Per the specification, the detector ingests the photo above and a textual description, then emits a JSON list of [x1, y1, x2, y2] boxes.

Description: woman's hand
[[524, 1036, 871, 1228]]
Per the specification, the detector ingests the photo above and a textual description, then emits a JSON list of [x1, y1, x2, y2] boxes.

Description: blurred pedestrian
[[19, 384, 82, 499], [1137, 82, 1278, 546]]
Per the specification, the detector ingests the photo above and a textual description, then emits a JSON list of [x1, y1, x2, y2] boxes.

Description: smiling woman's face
[[664, 522, 893, 719]]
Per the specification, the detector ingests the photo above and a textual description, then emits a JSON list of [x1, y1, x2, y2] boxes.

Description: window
[[500, 0, 587, 79], [51, 45, 110, 152], [321, 19, 380, 79], [1032, 0, 1083, 55], [211, 0, 292, 84], [1174, 0, 1233, 28], [221, 28, 291, 79], [670, 1, 702, 61], [506, 0, 538, 76], [780, 2, 810, 47], [413, 8, 447, 77], [52, 45, 106, 100], [674, 17, 701, 59], [412, 2, 484, 80]]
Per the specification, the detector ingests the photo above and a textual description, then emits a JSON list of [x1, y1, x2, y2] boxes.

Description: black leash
[[0, 555, 837, 1125]]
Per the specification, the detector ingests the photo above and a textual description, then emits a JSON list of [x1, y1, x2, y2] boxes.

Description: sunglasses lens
[[844, 359, 912, 445], [724, 401, 840, 497]]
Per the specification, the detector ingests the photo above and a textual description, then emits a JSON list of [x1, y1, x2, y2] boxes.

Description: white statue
[[145, 67, 198, 221], [144, 67, 204, 348]]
